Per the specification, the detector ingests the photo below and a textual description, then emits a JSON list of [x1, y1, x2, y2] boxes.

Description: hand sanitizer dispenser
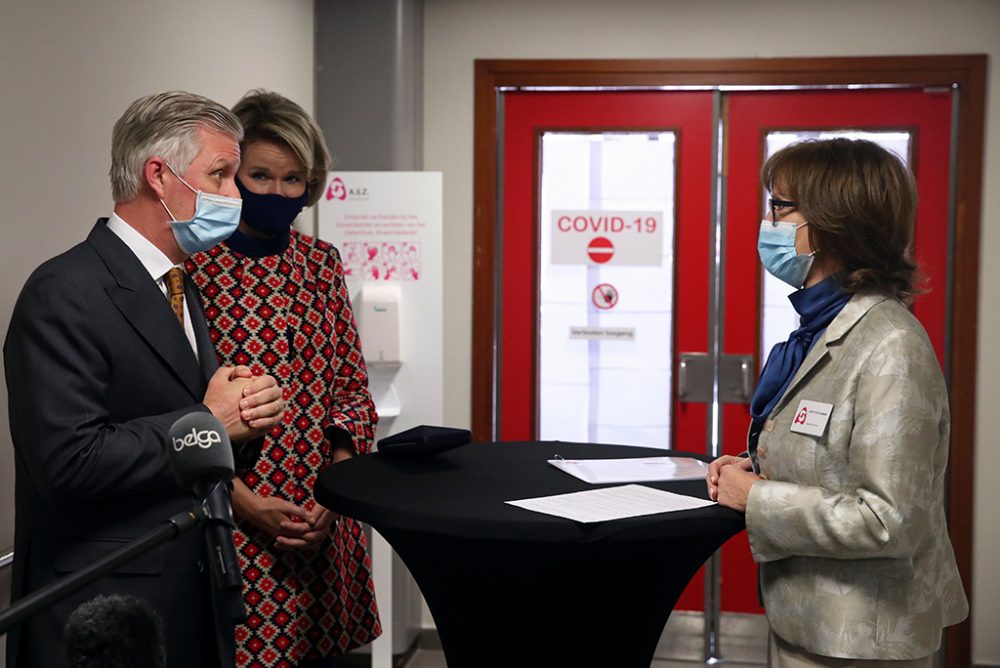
[[358, 284, 401, 365]]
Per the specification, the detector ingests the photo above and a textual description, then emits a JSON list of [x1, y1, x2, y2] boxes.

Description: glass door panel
[[538, 132, 677, 446]]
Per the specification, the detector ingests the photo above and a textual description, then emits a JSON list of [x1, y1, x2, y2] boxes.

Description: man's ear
[[144, 157, 170, 199]]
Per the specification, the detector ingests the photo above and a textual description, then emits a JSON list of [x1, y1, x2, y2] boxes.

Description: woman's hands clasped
[[706, 454, 760, 513], [231, 478, 340, 551]]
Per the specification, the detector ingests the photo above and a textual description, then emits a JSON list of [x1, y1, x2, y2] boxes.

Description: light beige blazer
[[745, 292, 968, 660]]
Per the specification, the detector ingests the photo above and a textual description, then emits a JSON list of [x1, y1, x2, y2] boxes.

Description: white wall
[[423, 0, 1000, 663], [0, 0, 314, 663]]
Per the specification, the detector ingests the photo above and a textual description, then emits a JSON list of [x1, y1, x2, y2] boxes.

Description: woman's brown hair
[[231, 90, 332, 207], [762, 138, 919, 301]]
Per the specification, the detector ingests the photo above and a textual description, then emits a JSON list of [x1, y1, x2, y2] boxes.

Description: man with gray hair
[[4, 91, 284, 668]]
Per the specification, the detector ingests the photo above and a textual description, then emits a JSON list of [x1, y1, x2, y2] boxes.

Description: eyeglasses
[[768, 197, 798, 225]]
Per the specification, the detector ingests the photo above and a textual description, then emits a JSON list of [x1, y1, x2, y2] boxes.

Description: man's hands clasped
[[203, 365, 285, 442]]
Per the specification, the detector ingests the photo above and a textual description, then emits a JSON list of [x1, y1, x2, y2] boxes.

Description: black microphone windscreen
[[64, 594, 166, 668], [167, 412, 234, 492]]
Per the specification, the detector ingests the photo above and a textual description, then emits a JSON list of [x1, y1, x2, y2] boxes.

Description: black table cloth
[[316, 441, 745, 668]]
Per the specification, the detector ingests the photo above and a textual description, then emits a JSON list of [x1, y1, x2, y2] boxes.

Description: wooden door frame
[[472, 55, 986, 667]]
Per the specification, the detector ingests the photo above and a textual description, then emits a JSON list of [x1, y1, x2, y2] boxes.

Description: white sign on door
[[550, 210, 663, 266]]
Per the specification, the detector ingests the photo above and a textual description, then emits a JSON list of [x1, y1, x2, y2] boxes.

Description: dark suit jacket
[[3, 220, 237, 668]]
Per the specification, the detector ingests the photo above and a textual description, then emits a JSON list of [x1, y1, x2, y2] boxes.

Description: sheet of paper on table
[[547, 456, 709, 484], [505, 484, 716, 523]]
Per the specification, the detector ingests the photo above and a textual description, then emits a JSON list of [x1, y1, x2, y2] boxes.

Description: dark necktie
[[165, 267, 185, 328]]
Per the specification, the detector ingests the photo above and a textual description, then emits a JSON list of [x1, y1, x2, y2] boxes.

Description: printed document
[[506, 484, 715, 523], [548, 456, 709, 484]]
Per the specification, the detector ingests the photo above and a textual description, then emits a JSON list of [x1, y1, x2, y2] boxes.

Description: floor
[[395, 612, 768, 667], [403, 648, 763, 667]]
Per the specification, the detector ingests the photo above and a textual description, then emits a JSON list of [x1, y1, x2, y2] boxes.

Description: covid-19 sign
[[550, 210, 664, 266]]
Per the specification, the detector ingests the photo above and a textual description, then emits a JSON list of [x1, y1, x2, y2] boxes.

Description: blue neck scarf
[[750, 276, 851, 422]]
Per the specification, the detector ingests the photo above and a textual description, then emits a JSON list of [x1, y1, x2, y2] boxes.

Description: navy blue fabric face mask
[[236, 175, 309, 237]]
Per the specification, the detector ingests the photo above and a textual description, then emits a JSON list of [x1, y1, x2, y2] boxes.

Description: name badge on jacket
[[789, 399, 834, 437]]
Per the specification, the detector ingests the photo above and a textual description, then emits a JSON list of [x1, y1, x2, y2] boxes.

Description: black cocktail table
[[316, 441, 744, 667]]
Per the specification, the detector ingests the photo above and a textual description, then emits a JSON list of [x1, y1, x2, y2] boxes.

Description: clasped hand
[[706, 455, 759, 513], [265, 499, 339, 551], [203, 365, 285, 442], [232, 477, 339, 551]]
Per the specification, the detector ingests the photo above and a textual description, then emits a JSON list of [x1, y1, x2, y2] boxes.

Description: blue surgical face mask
[[757, 219, 815, 288], [160, 164, 242, 255], [235, 175, 308, 237]]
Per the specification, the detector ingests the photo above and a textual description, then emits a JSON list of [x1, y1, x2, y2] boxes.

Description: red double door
[[497, 87, 952, 615]]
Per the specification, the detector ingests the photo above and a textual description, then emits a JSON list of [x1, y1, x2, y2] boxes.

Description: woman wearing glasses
[[707, 139, 967, 667]]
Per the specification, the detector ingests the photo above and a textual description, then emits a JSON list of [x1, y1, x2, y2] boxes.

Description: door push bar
[[678, 353, 755, 403]]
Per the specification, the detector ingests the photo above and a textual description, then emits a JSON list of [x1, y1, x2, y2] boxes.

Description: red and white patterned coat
[[187, 231, 381, 667]]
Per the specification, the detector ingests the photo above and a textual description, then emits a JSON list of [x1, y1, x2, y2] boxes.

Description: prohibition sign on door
[[592, 283, 618, 309], [552, 210, 664, 266], [587, 237, 613, 263]]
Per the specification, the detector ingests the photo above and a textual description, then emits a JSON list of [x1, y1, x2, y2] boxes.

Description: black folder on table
[[376, 425, 471, 458]]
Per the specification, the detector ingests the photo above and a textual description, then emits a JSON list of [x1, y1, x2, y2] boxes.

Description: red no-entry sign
[[587, 236, 614, 264]]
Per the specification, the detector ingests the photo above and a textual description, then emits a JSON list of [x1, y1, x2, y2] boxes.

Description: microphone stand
[[0, 508, 203, 637], [199, 479, 247, 620]]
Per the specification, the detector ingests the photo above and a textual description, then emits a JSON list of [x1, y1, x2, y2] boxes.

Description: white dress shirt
[[106, 213, 199, 360]]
